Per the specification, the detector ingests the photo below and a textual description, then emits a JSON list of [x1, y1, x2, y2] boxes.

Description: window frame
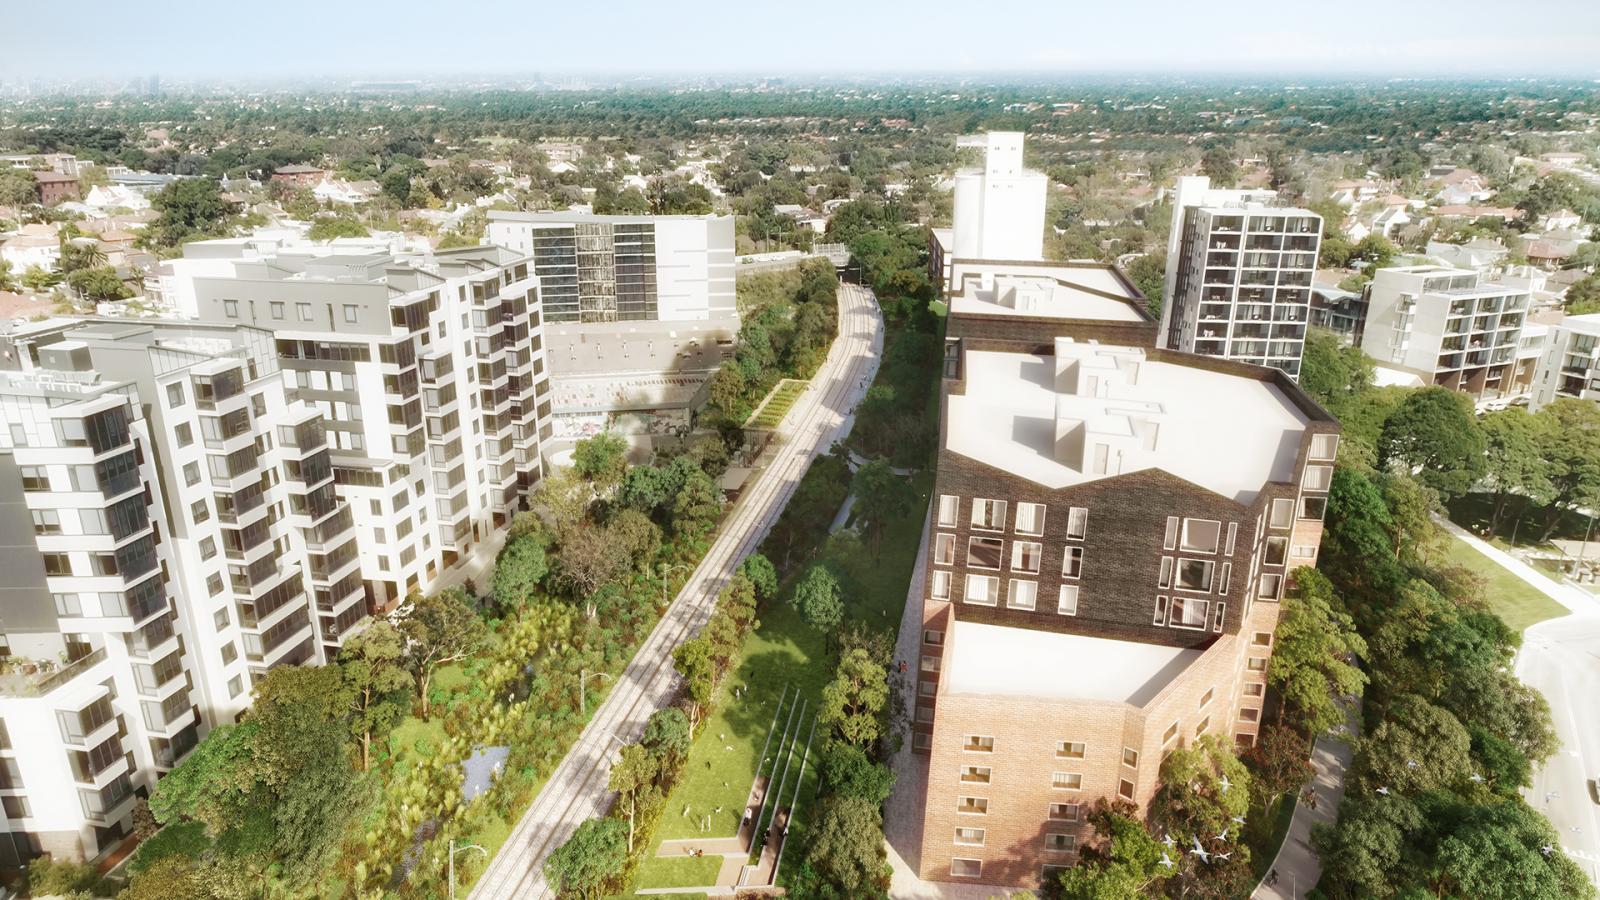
[[970, 498, 1007, 532], [1057, 584, 1079, 616]]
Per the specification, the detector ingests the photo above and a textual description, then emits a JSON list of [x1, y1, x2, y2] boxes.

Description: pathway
[[469, 283, 883, 899], [1251, 706, 1359, 900]]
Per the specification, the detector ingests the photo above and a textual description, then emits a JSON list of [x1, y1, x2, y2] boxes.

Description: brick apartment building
[[269, 164, 324, 187], [32, 171, 80, 206], [911, 260, 1340, 889]]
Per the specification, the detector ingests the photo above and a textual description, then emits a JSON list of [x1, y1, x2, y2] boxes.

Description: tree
[[1319, 235, 1355, 269], [397, 587, 486, 719], [1147, 736, 1255, 900], [544, 817, 627, 900], [64, 265, 132, 302], [1243, 725, 1315, 812], [1479, 408, 1555, 537], [337, 620, 412, 771], [1298, 328, 1373, 415], [1349, 233, 1398, 270], [819, 647, 889, 747], [671, 636, 717, 728], [669, 467, 722, 542], [1434, 800, 1594, 900], [607, 743, 658, 851], [491, 534, 549, 610], [572, 432, 629, 489], [147, 177, 238, 248], [119, 855, 202, 900], [641, 707, 692, 770], [1536, 399, 1600, 540], [1352, 693, 1472, 795], [555, 524, 630, 613], [794, 565, 845, 635], [1378, 387, 1485, 499], [819, 740, 896, 805], [1316, 793, 1424, 899], [0, 168, 38, 207], [1056, 800, 1168, 900], [1270, 569, 1368, 735], [804, 795, 887, 896], [738, 553, 779, 603], [0, 259, 14, 292], [1200, 145, 1237, 188], [1125, 253, 1165, 319], [1567, 272, 1600, 315], [307, 215, 369, 241], [20, 264, 57, 292], [852, 460, 915, 555]]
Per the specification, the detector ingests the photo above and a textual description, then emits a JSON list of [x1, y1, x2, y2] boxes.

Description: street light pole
[[579, 669, 611, 713], [447, 839, 487, 900], [661, 562, 692, 608]]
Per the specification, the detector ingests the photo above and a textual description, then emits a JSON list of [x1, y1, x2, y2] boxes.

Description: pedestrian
[[1268, 869, 1279, 886]]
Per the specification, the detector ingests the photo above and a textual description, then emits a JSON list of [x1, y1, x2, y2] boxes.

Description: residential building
[[1, 153, 79, 177], [1532, 314, 1600, 410], [912, 267, 1339, 889], [33, 172, 80, 207], [269, 165, 324, 187], [940, 133, 1048, 291], [1358, 265, 1533, 403], [1160, 176, 1321, 379], [1309, 285, 1367, 344], [1426, 238, 1509, 272]]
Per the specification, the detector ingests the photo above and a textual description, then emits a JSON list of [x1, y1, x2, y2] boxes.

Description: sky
[[6, 0, 1600, 83]]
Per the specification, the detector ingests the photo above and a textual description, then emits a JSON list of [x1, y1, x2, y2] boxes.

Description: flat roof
[[944, 620, 1202, 706], [487, 210, 726, 224], [950, 273, 1146, 323], [946, 346, 1309, 503]]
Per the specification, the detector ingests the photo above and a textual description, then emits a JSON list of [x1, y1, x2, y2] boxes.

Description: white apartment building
[[1359, 265, 1533, 403], [1532, 313, 1600, 410], [932, 132, 1049, 293], [1160, 176, 1322, 379]]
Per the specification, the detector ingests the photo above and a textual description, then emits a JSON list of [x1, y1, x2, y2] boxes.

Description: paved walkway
[[1251, 706, 1359, 900], [1435, 515, 1591, 615]]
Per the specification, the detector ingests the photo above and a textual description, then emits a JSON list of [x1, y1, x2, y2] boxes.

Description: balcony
[[0, 647, 109, 698]]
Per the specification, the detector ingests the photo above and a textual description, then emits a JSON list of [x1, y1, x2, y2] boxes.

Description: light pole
[[661, 562, 692, 608], [447, 839, 487, 900], [579, 668, 611, 713]]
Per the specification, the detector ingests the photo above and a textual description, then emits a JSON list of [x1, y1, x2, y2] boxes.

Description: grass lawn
[[1446, 493, 1590, 549], [747, 379, 808, 430], [629, 855, 724, 890], [1436, 533, 1568, 632]]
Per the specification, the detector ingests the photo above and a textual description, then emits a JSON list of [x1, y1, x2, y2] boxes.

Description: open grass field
[[1436, 533, 1568, 632]]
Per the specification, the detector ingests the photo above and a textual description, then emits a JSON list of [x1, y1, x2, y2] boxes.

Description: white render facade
[[1532, 313, 1600, 410], [1160, 176, 1321, 379], [1359, 265, 1533, 403], [950, 132, 1048, 265]]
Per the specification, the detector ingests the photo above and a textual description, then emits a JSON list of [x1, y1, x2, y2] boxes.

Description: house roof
[[274, 164, 323, 175]]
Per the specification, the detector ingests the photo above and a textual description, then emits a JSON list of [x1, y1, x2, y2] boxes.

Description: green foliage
[[119, 854, 204, 899], [0, 168, 38, 206], [1298, 328, 1374, 416], [145, 177, 239, 249], [1243, 725, 1315, 810], [338, 619, 413, 770], [572, 431, 629, 488], [544, 816, 628, 900], [803, 795, 888, 897], [126, 820, 210, 875], [307, 214, 369, 240], [1056, 800, 1167, 900], [794, 564, 845, 633], [1124, 252, 1165, 318], [818, 740, 896, 805], [818, 647, 889, 747], [1349, 233, 1398, 269], [737, 553, 779, 603], [1271, 568, 1368, 734], [1378, 387, 1485, 499], [1199, 144, 1237, 187], [641, 707, 692, 769], [25, 856, 106, 897], [492, 533, 550, 610], [65, 265, 132, 301], [1567, 272, 1600, 314], [851, 459, 915, 555], [398, 586, 487, 719], [1479, 407, 1555, 536]]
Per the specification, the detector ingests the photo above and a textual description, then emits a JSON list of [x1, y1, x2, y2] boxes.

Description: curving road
[[470, 282, 883, 899]]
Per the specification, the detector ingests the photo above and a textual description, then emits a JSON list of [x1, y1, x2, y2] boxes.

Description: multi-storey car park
[[1161, 176, 1322, 380], [911, 261, 1339, 890], [0, 244, 553, 864]]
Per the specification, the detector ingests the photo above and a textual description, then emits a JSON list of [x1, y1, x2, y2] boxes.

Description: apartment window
[[1062, 546, 1083, 579], [1048, 802, 1080, 822], [1052, 772, 1083, 791], [297, 302, 313, 322], [956, 797, 988, 815], [921, 655, 941, 673], [1239, 707, 1261, 723], [1310, 433, 1339, 460], [1258, 573, 1283, 599], [1045, 833, 1076, 853], [228, 675, 243, 698], [1056, 741, 1086, 759], [953, 827, 985, 846], [1243, 683, 1265, 697], [1122, 748, 1139, 768], [166, 382, 185, 407], [19, 466, 49, 491], [43, 553, 73, 576], [930, 570, 952, 601], [206, 573, 223, 596], [1303, 465, 1332, 491], [1219, 563, 1232, 595], [1158, 556, 1174, 589], [1270, 499, 1295, 529], [1293, 544, 1317, 560], [1163, 721, 1179, 744], [270, 301, 285, 319], [967, 536, 1003, 570], [191, 499, 209, 524], [1301, 496, 1327, 520], [1212, 601, 1227, 632], [1236, 733, 1257, 748], [1170, 597, 1209, 630], [950, 858, 983, 878], [970, 499, 1006, 531], [1199, 687, 1214, 710], [924, 629, 944, 646], [213, 607, 229, 629], [1252, 632, 1272, 647], [223, 299, 238, 318], [960, 766, 992, 784], [913, 733, 933, 752], [964, 574, 999, 606], [343, 304, 359, 324], [1225, 522, 1238, 555], [221, 642, 237, 664], [1057, 584, 1079, 616], [175, 422, 193, 447], [3, 796, 31, 819], [1118, 779, 1136, 801], [963, 735, 994, 753], [1264, 537, 1288, 566], [183, 462, 200, 486], [1248, 657, 1268, 672], [1015, 502, 1046, 536], [1196, 716, 1211, 736], [31, 509, 61, 535], [1177, 559, 1214, 592], [1153, 596, 1169, 626], [919, 680, 937, 697], [1163, 516, 1179, 550], [1181, 519, 1221, 554], [1066, 506, 1088, 540], [937, 495, 959, 528], [1007, 580, 1038, 611], [200, 537, 217, 561], [916, 705, 935, 724], [1011, 541, 1042, 574]]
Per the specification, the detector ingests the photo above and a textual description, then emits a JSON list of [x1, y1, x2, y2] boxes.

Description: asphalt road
[[1521, 611, 1600, 882], [469, 281, 884, 899]]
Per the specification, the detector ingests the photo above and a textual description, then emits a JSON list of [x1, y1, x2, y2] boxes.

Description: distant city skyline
[[4, 0, 1600, 83]]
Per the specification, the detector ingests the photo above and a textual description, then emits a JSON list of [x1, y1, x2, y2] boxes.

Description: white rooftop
[[947, 342, 1309, 503], [944, 620, 1202, 706], [950, 273, 1146, 323]]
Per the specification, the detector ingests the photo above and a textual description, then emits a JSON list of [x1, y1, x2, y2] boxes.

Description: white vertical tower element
[[951, 132, 1048, 263]]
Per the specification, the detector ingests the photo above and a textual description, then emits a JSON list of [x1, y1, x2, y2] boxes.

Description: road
[[469, 282, 884, 899], [1522, 614, 1600, 882]]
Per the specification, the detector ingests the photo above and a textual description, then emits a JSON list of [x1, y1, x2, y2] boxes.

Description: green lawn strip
[[1528, 556, 1600, 594], [1435, 533, 1568, 632], [746, 379, 808, 429], [629, 855, 725, 891]]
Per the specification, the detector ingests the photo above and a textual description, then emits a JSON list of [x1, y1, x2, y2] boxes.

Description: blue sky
[[6, 0, 1600, 82]]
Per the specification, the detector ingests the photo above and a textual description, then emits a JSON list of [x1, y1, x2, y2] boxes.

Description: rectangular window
[[1122, 748, 1139, 768], [960, 766, 992, 784], [1236, 733, 1256, 748], [1196, 716, 1210, 736], [964, 735, 994, 753], [1045, 833, 1077, 853], [1264, 537, 1288, 566], [343, 304, 359, 324], [297, 302, 313, 322], [223, 299, 238, 318], [1181, 519, 1221, 553], [1248, 657, 1269, 672], [1258, 573, 1283, 599], [1015, 502, 1046, 536], [1163, 721, 1179, 744], [1048, 802, 1080, 822], [937, 494, 959, 527], [270, 301, 285, 319], [934, 533, 956, 566], [1219, 562, 1232, 595], [920, 654, 941, 673], [930, 570, 952, 601], [1118, 779, 1136, 801], [1011, 541, 1042, 574], [1200, 687, 1214, 709], [1244, 683, 1265, 697], [1066, 506, 1088, 540], [1052, 772, 1083, 791], [1007, 580, 1038, 611], [964, 574, 999, 606], [1252, 632, 1272, 647], [1177, 559, 1214, 592], [1301, 496, 1327, 520], [924, 629, 944, 646], [951, 858, 983, 878], [1270, 498, 1295, 529], [1062, 546, 1083, 579], [1225, 521, 1238, 555], [1303, 465, 1332, 491], [915, 705, 935, 724], [1163, 516, 1179, 550], [967, 536, 1003, 570], [1239, 707, 1261, 722], [1153, 595, 1169, 626], [1158, 556, 1174, 589], [1310, 433, 1339, 460], [970, 499, 1006, 531], [953, 827, 985, 846], [919, 680, 937, 697], [1057, 741, 1086, 759], [956, 797, 988, 815], [166, 382, 186, 407], [1057, 584, 1079, 616], [1171, 597, 1209, 629], [1293, 544, 1318, 559], [1212, 601, 1226, 632]]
